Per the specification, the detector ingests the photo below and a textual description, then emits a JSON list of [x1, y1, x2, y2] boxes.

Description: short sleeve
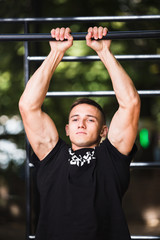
[[31, 138, 65, 168], [105, 138, 137, 165], [101, 138, 137, 196]]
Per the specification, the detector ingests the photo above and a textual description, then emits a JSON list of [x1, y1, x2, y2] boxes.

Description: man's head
[[65, 98, 108, 150], [69, 98, 106, 124]]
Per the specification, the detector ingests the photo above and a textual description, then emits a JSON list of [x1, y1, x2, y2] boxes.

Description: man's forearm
[[20, 50, 64, 111], [97, 49, 140, 108]]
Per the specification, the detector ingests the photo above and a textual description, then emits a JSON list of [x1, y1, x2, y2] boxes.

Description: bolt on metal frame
[[0, 16, 160, 240]]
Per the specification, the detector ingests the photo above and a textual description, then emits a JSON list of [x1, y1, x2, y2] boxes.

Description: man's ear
[[100, 125, 108, 138], [65, 124, 69, 136]]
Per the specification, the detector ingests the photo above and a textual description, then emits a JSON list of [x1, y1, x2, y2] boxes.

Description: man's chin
[[71, 140, 99, 150]]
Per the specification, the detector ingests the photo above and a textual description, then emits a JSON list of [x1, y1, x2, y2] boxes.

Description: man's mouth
[[76, 132, 87, 135]]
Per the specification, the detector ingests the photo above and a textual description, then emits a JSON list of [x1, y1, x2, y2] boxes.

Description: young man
[[19, 27, 140, 240]]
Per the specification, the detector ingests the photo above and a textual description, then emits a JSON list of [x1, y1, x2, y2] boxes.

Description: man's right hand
[[50, 27, 73, 53]]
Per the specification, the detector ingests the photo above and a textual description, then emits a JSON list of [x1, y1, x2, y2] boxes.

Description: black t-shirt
[[32, 138, 137, 240]]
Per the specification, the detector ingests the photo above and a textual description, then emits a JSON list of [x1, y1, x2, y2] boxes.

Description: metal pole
[[28, 161, 160, 169], [130, 162, 160, 169], [0, 30, 160, 41], [45, 90, 160, 98], [28, 234, 160, 239], [24, 21, 31, 240], [0, 15, 160, 23], [27, 54, 160, 62]]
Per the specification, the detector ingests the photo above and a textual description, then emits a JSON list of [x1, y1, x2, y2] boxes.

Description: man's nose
[[78, 119, 86, 128]]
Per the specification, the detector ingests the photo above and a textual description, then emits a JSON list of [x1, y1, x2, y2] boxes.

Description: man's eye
[[72, 118, 78, 121], [88, 119, 94, 122]]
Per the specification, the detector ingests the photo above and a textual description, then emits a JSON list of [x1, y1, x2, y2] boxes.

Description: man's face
[[65, 104, 107, 151]]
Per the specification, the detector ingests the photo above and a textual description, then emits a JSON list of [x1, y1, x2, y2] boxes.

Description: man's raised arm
[[19, 28, 73, 160], [86, 26, 140, 155]]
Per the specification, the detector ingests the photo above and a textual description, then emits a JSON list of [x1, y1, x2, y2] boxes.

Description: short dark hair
[[69, 98, 106, 124]]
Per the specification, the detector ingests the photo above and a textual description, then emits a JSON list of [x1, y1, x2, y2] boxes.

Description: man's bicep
[[21, 109, 59, 160], [108, 106, 139, 155]]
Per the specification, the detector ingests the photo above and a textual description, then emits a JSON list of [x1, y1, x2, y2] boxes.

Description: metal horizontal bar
[[46, 91, 114, 97], [1, 15, 160, 23], [28, 54, 160, 62], [132, 237, 160, 240], [28, 236, 160, 239], [138, 90, 160, 96], [131, 162, 160, 169], [46, 90, 160, 97], [29, 162, 160, 169], [1, 30, 160, 41]]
